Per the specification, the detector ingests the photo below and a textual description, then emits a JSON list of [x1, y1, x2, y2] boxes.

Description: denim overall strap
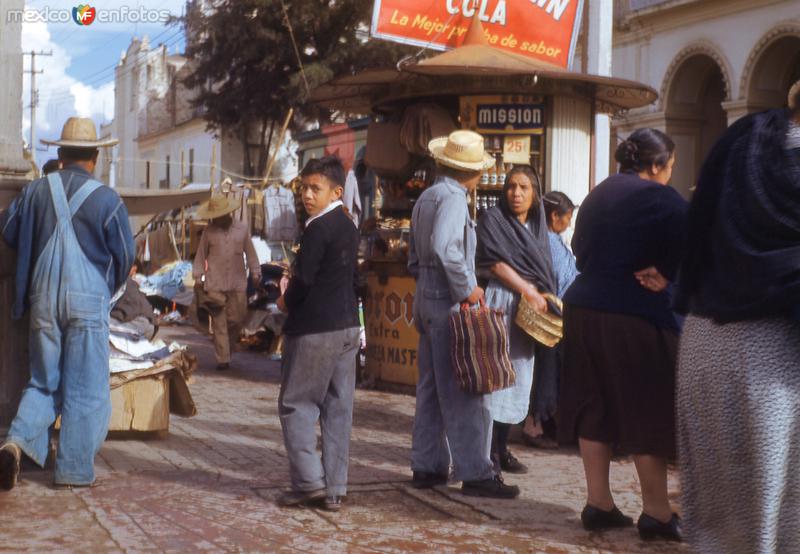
[[68, 179, 102, 216], [46, 172, 71, 223]]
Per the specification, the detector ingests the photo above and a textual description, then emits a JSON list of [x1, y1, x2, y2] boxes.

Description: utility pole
[[23, 50, 53, 170]]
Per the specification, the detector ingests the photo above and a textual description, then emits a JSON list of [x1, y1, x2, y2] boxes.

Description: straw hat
[[789, 80, 800, 110], [428, 130, 495, 172], [41, 117, 118, 148], [196, 195, 239, 220]]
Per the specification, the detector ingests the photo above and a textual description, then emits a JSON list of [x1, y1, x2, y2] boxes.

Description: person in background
[[559, 128, 688, 541], [275, 156, 360, 512], [408, 130, 519, 499], [193, 196, 261, 371], [522, 191, 578, 449], [476, 165, 556, 475], [41, 159, 60, 176], [0, 117, 134, 491], [674, 83, 800, 553], [543, 192, 578, 298]]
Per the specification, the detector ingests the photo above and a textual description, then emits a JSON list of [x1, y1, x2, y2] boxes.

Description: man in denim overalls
[[0, 118, 134, 490], [408, 130, 519, 499]]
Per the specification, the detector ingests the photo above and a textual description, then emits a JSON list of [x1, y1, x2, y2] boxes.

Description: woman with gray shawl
[[675, 83, 800, 553], [476, 165, 558, 474]]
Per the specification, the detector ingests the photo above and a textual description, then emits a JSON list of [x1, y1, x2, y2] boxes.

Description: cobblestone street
[[0, 326, 685, 553]]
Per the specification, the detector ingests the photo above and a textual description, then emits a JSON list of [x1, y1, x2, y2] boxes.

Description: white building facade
[[110, 37, 243, 190], [611, 0, 800, 197]]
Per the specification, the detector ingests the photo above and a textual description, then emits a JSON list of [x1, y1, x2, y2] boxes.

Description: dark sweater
[[564, 172, 689, 331], [283, 206, 360, 336]]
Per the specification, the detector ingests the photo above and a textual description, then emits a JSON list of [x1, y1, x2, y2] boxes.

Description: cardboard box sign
[[109, 376, 171, 432], [365, 122, 414, 180]]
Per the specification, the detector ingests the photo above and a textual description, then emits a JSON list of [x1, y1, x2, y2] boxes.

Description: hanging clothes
[[249, 188, 265, 237], [343, 169, 362, 227], [147, 225, 179, 270], [264, 185, 298, 242]]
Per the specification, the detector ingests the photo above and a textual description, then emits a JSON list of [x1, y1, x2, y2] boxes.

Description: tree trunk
[[259, 119, 276, 179], [241, 125, 253, 178]]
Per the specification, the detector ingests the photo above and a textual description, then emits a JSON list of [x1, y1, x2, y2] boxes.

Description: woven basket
[[515, 293, 564, 347]]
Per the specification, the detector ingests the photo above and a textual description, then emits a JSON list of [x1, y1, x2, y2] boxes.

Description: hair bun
[[615, 139, 640, 165]]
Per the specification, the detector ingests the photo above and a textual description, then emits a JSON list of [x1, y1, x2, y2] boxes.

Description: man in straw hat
[[0, 117, 134, 490], [407, 130, 519, 499], [193, 194, 261, 371]]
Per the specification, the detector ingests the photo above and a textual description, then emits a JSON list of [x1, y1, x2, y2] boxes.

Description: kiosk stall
[[311, 19, 657, 386]]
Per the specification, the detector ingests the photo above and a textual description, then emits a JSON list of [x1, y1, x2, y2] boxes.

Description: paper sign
[[370, 0, 585, 68], [503, 136, 531, 165]]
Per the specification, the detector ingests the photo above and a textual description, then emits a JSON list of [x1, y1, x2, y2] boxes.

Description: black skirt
[[557, 304, 678, 459]]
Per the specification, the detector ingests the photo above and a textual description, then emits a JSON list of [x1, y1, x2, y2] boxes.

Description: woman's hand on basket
[[523, 284, 548, 313], [634, 266, 670, 292]]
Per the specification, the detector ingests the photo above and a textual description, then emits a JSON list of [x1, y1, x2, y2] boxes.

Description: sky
[[20, 0, 188, 159]]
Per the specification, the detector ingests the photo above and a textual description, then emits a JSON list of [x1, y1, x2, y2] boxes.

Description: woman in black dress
[[559, 128, 688, 541]]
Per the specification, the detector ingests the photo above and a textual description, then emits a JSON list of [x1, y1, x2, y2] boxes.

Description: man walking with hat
[[193, 194, 261, 371], [408, 130, 520, 498], [0, 117, 134, 490]]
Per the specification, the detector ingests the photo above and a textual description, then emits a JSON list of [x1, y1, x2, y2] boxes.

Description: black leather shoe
[[216, 363, 230, 371], [0, 443, 21, 492], [323, 496, 343, 511], [638, 512, 682, 542], [580, 504, 634, 531], [277, 488, 326, 507], [411, 471, 448, 489], [461, 475, 520, 499], [499, 451, 528, 474]]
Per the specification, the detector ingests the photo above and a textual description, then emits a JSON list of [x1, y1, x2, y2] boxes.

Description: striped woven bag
[[448, 301, 516, 394]]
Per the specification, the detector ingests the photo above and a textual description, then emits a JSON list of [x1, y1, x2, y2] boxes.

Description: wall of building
[[112, 37, 244, 190], [296, 119, 370, 174], [611, 0, 800, 195], [137, 119, 215, 188]]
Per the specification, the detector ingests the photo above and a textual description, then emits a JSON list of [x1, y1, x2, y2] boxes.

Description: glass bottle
[[497, 156, 506, 187]]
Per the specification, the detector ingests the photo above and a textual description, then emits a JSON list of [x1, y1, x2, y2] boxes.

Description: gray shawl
[[476, 202, 559, 422]]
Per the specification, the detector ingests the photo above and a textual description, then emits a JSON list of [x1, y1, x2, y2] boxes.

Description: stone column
[[0, 0, 32, 435], [587, 0, 614, 185]]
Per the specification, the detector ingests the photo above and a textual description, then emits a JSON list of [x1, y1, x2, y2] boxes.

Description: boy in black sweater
[[276, 156, 360, 511]]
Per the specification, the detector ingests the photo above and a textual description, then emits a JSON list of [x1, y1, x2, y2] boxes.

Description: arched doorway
[[746, 34, 800, 109], [663, 54, 729, 198]]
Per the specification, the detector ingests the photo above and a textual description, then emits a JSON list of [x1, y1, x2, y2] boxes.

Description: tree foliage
[[177, 0, 413, 177]]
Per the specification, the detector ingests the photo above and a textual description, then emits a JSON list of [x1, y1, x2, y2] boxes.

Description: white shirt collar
[[305, 200, 343, 227]]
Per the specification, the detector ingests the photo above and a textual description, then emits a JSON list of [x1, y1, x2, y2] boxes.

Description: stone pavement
[[0, 326, 686, 553]]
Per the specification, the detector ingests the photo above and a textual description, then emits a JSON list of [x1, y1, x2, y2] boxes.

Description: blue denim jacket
[[408, 176, 477, 304], [0, 165, 135, 319]]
